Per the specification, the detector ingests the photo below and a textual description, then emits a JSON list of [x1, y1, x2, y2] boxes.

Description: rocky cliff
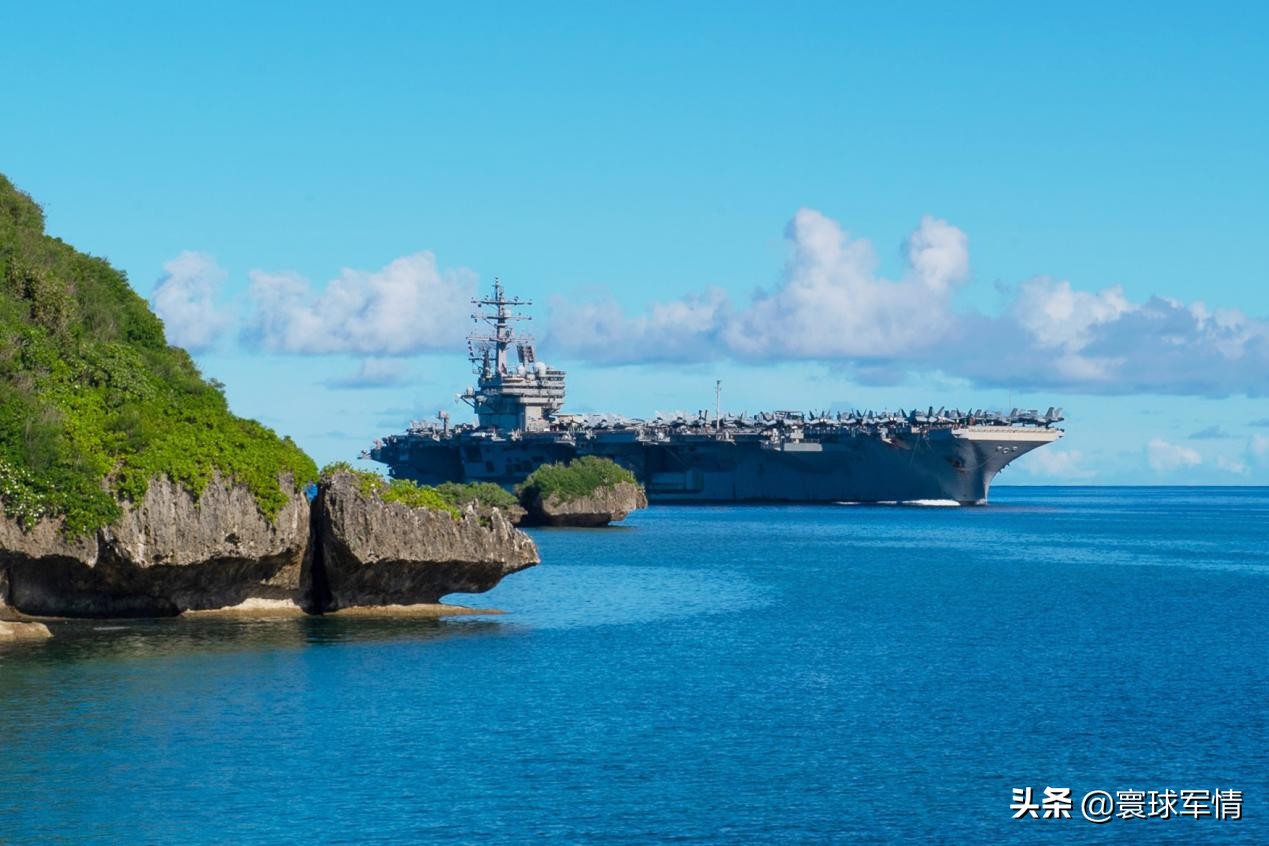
[[0, 474, 312, 617], [521, 481, 648, 527], [314, 471, 538, 610], [0, 471, 539, 620]]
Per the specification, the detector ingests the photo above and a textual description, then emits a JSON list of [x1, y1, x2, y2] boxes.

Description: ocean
[[2, 487, 1266, 843]]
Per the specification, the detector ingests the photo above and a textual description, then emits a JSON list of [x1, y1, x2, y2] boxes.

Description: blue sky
[[4, 2, 1268, 483]]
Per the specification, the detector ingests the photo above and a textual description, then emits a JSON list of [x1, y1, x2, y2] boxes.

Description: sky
[[3, 1, 1268, 484]]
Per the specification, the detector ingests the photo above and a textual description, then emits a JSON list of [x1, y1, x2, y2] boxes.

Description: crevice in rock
[[303, 491, 333, 614], [0, 565, 11, 611]]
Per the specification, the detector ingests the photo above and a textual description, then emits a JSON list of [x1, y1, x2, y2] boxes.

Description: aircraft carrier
[[367, 281, 1064, 504]]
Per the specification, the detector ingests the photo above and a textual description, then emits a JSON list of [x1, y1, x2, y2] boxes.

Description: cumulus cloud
[[545, 209, 1269, 396], [551, 211, 969, 364], [972, 291, 1269, 395], [243, 252, 476, 355], [725, 211, 968, 359], [151, 251, 231, 351], [1146, 438, 1202, 472], [324, 358, 410, 389], [1216, 455, 1249, 475], [1009, 278, 1130, 352], [1017, 448, 1097, 480]]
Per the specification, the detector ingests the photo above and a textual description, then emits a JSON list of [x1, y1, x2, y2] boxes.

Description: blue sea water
[[1, 487, 1266, 844]]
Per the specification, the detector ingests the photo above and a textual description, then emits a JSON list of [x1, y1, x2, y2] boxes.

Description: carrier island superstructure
[[367, 281, 1063, 504]]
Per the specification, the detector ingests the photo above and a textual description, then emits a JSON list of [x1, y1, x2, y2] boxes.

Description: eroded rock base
[[0, 620, 52, 642], [0, 471, 539, 619]]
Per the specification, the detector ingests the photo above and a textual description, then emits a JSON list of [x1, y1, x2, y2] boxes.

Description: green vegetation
[[518, 455, 637, 503], [0, 174, 317, 536], [319, 464, 521, 518], [434, 481, 519, 512], [319, 463, 460, 518]]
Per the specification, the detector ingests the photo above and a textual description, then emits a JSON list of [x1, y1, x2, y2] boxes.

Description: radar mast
[[467, 277, 533, 377], [460, 279, 566, 431]]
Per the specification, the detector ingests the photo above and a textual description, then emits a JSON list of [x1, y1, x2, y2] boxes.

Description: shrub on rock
[[518, 457, 647, 527]]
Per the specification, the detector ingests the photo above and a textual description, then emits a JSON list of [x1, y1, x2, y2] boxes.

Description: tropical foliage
[[319, 463, 461, 518], [434, 481, 519, 512], [320, 464, 523, 517], [518, 455, 637, 503], [0, 174, 316, 536]]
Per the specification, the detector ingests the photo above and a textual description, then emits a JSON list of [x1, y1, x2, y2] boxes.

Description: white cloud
[[324, 358, 410, 389], [544, 209, 1269, 397], [905, 214, 970, 295], [1017, 448, 1097, 480], [1232, 434, 1269, 476], [151, 251, 231, 352], [243, 252, 476, 355], [1216, 455, 1249, 475], [550, 210, 969, 364], [1010, 278, 1131, 351], [546, 288, 729, 364], [1251, 434, 1269, 460], [1146, 438, 1202, 472], [724, 211, 968, 358]]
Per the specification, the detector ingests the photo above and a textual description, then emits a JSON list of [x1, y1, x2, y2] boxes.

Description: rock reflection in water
[[0, 613, 508, 667]]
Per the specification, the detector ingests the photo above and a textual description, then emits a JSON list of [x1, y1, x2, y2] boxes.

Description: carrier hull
[[369, 427, 1059, 505]]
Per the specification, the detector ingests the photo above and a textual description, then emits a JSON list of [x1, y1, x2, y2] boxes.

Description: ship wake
[[836, 499, 963, 507]]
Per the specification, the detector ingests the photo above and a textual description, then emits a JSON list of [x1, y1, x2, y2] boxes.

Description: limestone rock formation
[[0, 512, 99, 572], [0, 474, 312, 617], [472, 500, 528, 526], [0, 619, 52, 642], [521, 481, 648, 527], [0, 471, 542, 619], [313, 471, 539, 610]]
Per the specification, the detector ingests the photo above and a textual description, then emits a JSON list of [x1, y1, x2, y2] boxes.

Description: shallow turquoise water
[[2, 487, 1266, 843]]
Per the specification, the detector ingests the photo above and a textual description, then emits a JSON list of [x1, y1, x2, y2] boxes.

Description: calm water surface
[[2, 487, 1266, 843]]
